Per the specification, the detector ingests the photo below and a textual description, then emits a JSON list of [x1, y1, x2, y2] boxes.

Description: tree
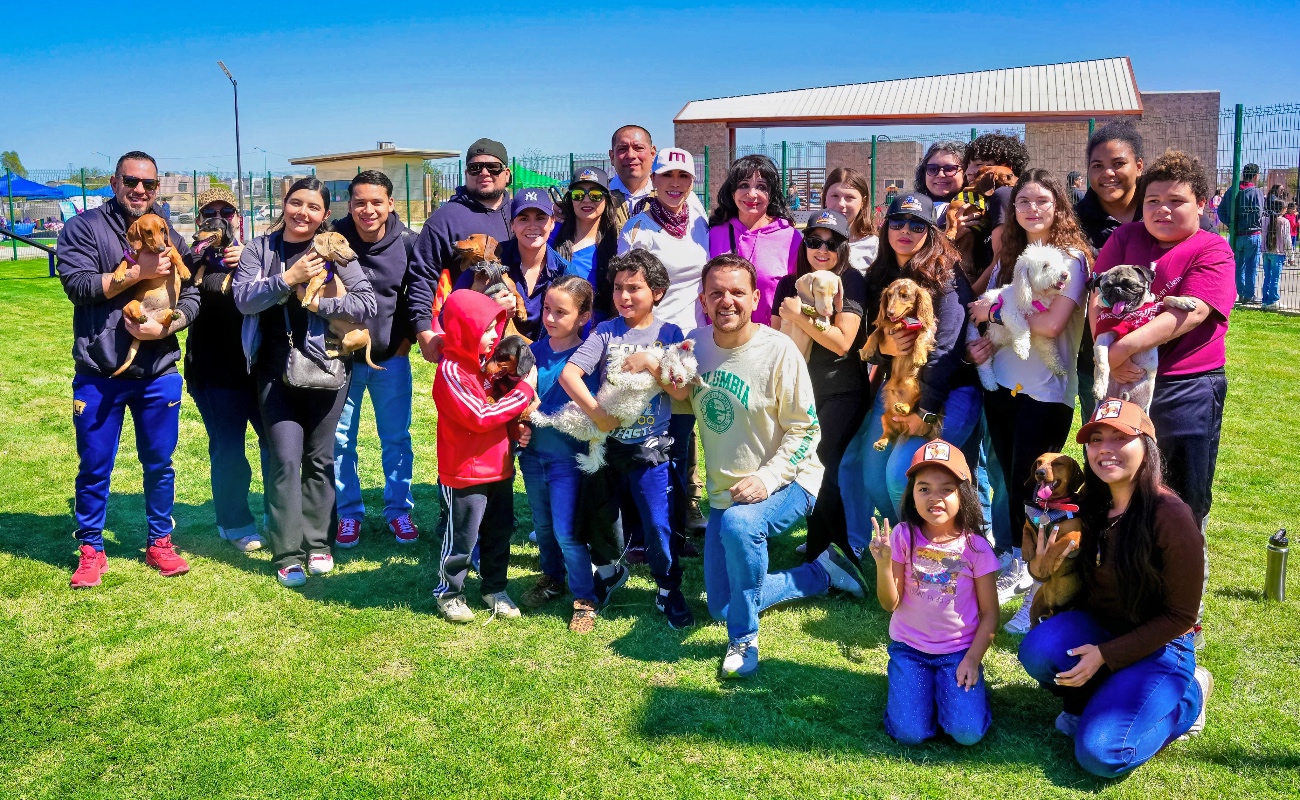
[[1, 151, 27, 178]]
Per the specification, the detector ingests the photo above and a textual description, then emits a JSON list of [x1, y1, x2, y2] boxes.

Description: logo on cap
[[668, 150, 686, 163], [922, 441, 951, 462], [816, 211, 835, 225], [578, 169, 598, 181], [1097, 400, 1123, 420], [525, 190, 539, 202], [900, 196, 923, 213]]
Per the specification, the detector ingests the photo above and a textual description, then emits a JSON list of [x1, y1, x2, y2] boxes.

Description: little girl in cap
[[869, 440, 1000, 745]]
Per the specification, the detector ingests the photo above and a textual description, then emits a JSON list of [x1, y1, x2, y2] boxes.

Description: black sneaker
[[594, 565, 629, 609], [685, 501, 707, 535], [655, 589, 695, 629]]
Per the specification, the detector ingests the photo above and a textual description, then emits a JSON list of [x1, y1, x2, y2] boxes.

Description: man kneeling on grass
[[626, 254, 865, 678]]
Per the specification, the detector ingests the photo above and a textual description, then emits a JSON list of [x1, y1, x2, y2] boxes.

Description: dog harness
[[1095, 300, 1163, 339], [1025, 499, 1079, 529]]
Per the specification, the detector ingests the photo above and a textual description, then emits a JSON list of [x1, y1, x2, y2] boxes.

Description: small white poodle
[[970, 243, 1074, 391], [530, 340, 700, 473]]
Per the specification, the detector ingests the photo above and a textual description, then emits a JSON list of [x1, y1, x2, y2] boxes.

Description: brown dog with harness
[[110, 213, 190, 377], [1023, 452, 1086, 627]]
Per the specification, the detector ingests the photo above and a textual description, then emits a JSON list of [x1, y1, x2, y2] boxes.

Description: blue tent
[[54, 183, 114, 198], [0, 175, 63, 199]]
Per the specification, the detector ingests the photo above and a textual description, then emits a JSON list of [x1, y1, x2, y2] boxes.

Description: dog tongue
[[1113, 301, 1126, 316], [1036, 486, 1053, 501]]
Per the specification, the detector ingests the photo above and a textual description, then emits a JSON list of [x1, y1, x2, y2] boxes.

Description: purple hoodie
[[708, 217, 801, 325]]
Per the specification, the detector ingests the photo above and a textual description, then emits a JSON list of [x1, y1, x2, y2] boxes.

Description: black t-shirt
[[972, 185, 1014, 280], [258, 238, 312, 365], [185, 244, 252, 388], [772, 268, 868, 398]]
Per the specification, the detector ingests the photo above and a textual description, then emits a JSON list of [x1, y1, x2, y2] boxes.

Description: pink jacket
[[708, 217, 801, 325]]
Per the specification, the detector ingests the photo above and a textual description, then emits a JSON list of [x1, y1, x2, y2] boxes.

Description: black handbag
[[282, 306, 346, 390]]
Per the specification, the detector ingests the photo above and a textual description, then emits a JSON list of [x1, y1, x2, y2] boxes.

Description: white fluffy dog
[[530, 340, 700, 473], [970, 243, 1074, 391]]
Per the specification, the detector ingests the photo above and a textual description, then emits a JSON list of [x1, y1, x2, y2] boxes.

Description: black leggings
[[805, 391, 869, 564], [982, 386, 1074, 551]]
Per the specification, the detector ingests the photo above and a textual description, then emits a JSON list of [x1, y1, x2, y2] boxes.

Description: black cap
[[805, 208, 850, 240], [570, 165, 610, 190], [886, 192, 937, 225], [1243, 162, 1260, 178], [466, 138, 507, 165]]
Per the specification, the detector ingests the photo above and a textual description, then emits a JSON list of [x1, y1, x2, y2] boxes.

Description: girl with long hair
[[1019, 399, 1211, 778], [822, 167, 879, 274], [552, 166, 620, 320]]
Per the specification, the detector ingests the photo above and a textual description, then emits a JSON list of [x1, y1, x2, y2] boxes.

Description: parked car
[[177, 213, 193, 225]]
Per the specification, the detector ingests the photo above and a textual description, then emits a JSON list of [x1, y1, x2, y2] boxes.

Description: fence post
[[1229, 103, 1244, 245], [568, 152, 575, 181], [511, 158, 518, 193], [970, 127, 978, 142], [702, 146, 710, 213], [80, 168, 88, 216], [192, 170, 198, 222], [1088, 118, 1096, 137], [266, 171, 273, 225], [870, 136, 878, 209], [781, 140, 788, 194], [6, 169, 16, 261], [405, 163, 412, 226]]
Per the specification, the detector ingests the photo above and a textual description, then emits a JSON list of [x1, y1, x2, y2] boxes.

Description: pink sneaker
[[390, 514, 419, 545], [336, 518, 361, 549], [71, 545, 108, 589]]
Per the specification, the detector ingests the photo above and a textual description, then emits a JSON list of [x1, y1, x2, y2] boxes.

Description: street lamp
[[217, 60, 245, 237]]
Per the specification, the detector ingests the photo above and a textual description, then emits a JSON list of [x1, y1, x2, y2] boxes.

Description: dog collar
[[1026, 503, 1078, 525], [122, 247, 139, 267], [1032, 300, 1049, 313]]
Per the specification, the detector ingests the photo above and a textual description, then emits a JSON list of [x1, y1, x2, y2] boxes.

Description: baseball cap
[[1075, 398, 1157, 443], [886, 192, 936, 226], [570, 165, 610, 190], [511, 186, 553, 218], [905, 439, 971, 482], [806, 208, 850, 240], [466, 138, 507, 164], [652, 147, 696, 177], [196, 186, 238, 211]]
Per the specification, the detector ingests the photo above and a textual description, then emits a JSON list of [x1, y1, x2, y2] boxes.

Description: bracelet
[[989, 298, 1004, 325]]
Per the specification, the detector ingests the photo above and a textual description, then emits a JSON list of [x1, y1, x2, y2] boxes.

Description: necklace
[[1097, 514, 1122, 567]]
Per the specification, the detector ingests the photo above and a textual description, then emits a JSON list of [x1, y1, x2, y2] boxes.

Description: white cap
[[652, 147, 696, 178]]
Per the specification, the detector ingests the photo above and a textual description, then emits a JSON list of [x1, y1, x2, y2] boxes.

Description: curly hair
[[822, 167, 877, 238], [914, 141, 967, 198], [1087, 120, 1144, 163], [708, 154, 794, 227], [994, 168, 1095, 287], [1139, 150, 1210, 202], [608, 247, 670, 301], [964, 133, 1030, 175]]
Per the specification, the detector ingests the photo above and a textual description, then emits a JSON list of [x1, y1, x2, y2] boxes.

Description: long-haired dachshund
[[298, 231, 382, 369], [860, 278, 937, 451], [110, 213, 190, 377], [1022, 452, 1086, 627]]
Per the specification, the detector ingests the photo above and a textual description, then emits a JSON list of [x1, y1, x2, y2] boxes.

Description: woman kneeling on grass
[[869, 441, 999, 746], [1017, 398, 1211, 778]]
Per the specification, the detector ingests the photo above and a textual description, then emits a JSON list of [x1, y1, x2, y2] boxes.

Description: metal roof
[[290, 147, 458, 165], [675, 58, 1142, 127]]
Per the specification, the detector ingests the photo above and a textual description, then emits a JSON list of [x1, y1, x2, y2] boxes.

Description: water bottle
[[1265, 529, 1288, 602]]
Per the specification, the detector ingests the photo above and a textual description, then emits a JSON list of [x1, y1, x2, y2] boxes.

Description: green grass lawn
[[2, 258, 1299, 799]]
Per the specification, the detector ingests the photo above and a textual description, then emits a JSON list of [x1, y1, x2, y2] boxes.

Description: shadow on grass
[[1213, 585, 1264, 602]]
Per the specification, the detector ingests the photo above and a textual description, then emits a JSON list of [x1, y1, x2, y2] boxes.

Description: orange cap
[[1076, 398, 1157, 442], [906, 439, 971, 482]]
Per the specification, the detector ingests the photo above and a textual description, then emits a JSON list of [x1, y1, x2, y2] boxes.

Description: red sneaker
[[70, 545, 107, 589], [145, 535, 190, 577], [336, 518, 361, 549], [390, 514, 419, 544]]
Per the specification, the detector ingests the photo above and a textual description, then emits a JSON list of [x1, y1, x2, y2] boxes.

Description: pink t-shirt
[[1093, 223, 1235, 376], [708, 217, 801, 325], [889, 523, 1000, 655]]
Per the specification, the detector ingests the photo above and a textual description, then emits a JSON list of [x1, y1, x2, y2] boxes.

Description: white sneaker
[[1262, 302, 1280, 311], [277, 565, 306, 588], [307, 552, 334, 576], [1180, 665, 1214, 739], [996, 553, 1032, 605], [816, 544, 866, 598], [794, 542, 807, 555], [231, 534, 264, 553], [437, 593, 475, 623], [482, 591, 522, 619], [1004, 583, 1040, 634], [718, 640, 759, 679]]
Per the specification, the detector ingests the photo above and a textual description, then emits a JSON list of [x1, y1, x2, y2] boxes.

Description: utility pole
[[217, 61, 245, 239]]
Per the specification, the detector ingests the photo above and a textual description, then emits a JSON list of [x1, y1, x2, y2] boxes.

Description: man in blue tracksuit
[[1219, 162, 1266, 304], [331, 170, 421, 548], [56, 150, 199, 588]]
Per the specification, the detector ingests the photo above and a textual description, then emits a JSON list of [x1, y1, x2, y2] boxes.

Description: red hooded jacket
[[432, 290, 535, 488]]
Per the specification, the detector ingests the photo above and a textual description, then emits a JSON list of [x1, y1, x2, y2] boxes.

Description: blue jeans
[[976, 422, 1013, 553], [703, 482, 828, 643], [610, 459, 680, 590], [189, 382, 267, 539], [519, 447, 596, 602], [1233, 232, 1261, 301], [858, 384, 982, 521], [1262, 253, 1284, 306], [1018, 610, 1202, 778], [885, 640, 990, 746], [72, 372, 183, 548], [334, 354, 414, 523]]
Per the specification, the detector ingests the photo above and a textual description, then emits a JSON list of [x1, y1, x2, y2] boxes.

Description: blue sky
[[3, 1, 1295, 173]]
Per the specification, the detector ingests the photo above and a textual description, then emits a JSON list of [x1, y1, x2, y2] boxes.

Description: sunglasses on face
[[466, 162, 506, 177], [119, 175, 159, 190], [925, 164, 961, 177], [803, 232, 843, 251], [569, 188, 606, 203], [201, 206, 238, 219], [887, 218, 929, 234]]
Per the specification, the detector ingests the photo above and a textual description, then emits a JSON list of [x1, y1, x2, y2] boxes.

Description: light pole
[[217, 60, 245, 238]]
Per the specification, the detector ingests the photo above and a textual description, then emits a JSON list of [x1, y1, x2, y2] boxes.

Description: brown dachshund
[[455, 234, 531, 340], [1022, 452, 1086, 627], [298, 231, 382, 370], [110, 214, 190, 377], [860, 279, 937, 451]]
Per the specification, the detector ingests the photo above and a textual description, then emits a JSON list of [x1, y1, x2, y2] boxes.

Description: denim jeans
[[885, 640, 990, 746], [858, 384, 982, 521], [610, 459, 680, 590], [189, 382, 268, 538], [519, 447, 596, 602], [975, 421, 1013, 553], [1262, 253, 1284, 306], [703, 482, 828, 643], [1018, 610, 1202, 778], [334, 354, 415, 523], [1233, 232, 1261, 301]]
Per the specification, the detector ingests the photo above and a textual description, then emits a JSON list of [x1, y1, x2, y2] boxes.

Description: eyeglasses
[[119, 175, 159, 190], [466, 162, 506, 177], [887, 218, 929, 233], [569, 188, 606, 203], [1014, 198, 1056, 211], [924, 164, 961, 177], [803, 233, 843, 251], [201, 206, 238, 219]]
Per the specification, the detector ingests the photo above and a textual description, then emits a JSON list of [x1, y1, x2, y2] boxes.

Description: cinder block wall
[[673, 122, 730, 211], [825, 140, 922, 206]]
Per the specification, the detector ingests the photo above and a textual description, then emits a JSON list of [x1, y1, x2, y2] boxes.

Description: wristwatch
[[918, 408, 939, 426]]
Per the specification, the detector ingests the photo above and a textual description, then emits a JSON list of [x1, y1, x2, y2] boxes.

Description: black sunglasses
[[569, 188, 606, 203], [466, 162, 506, 177], [887, 218, 929, 233], [924, 164, 961, 177], [201, 206, 238, 219], [802, 232, 844, 251], [119, 175, 159, 190]]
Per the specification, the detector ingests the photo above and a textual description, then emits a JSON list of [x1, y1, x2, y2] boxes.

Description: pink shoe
[[390, 514, 419, 544], [336, 518, 361, 549]]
